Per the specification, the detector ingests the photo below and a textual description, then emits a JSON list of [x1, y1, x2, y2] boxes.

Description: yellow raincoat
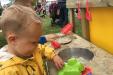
[[0, 44, 56, 75]]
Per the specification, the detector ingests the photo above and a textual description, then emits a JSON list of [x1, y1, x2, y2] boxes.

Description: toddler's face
[[13, 22, 42, 58]]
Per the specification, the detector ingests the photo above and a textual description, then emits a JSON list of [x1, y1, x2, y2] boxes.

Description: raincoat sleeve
[[38, 44, 57, 60], [0, 66, 20, 75]]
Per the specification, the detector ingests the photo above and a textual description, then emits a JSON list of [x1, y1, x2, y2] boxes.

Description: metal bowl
[[45, 48, 94, 75]]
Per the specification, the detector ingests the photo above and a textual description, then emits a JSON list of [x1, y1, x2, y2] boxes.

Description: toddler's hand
[[46, 34, 60, 42], [53, 55, 64, 69]]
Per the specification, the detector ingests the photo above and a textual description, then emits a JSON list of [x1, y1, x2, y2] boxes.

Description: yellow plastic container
[[89, 7, 113, 54]]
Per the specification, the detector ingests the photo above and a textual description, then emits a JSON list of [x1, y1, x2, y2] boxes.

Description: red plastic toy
[[82, 66, 92, 75], [61, 23, 73, 35], [51, 41, 61, 49]]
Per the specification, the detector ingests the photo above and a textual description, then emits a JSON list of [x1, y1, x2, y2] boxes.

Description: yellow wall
[[89, 7, 113, 54]]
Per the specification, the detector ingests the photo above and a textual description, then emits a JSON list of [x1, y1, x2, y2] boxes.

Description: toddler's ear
[[7, 32, 17, 43]]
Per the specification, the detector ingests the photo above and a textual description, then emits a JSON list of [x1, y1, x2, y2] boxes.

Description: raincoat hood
[[0, 45, 14, 62]]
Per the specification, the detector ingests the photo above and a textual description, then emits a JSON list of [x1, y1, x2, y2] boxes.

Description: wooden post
[[81, 8, 90, 41], [69, 8, 76, 32]]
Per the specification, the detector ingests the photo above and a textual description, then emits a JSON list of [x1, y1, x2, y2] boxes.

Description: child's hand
[[46, 34, 60, 42], [53, 55, 64, 69]]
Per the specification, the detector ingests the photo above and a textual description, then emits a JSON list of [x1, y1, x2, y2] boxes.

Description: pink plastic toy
[[86, 0, 92, 21], [77, 0, 82, 20]]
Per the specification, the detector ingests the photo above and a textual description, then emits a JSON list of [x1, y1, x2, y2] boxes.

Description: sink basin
[[45, 48, 94, 75], [59, 48, 94, 61]]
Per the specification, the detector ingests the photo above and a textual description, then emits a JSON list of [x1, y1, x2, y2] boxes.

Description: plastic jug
[[58, 58, 84, 75]]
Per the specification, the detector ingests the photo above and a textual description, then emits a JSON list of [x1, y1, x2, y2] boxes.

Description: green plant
[[42, 16, 61, 34], [0, 34, 7, 48]]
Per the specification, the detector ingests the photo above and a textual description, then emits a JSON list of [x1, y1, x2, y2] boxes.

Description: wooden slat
[[80, 8, 90, 41], [69, 9, 76, 32], [66, 0, 113, 8]]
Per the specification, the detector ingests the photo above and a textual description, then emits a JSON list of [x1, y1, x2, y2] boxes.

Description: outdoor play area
[[0, 0, 113, 75]]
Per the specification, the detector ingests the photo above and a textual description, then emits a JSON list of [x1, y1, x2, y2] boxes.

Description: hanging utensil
[[77, 0, 82, 20], [86, 0, 92, 21]]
